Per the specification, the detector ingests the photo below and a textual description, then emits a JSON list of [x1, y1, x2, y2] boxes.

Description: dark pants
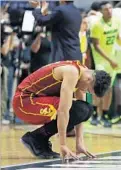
[[44, 100, 93, 135]]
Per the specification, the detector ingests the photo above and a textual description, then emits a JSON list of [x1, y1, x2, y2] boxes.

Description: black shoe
[[21, 132, 59, 159], [46, 141, 60, 158], [101, 115, 112, 128]]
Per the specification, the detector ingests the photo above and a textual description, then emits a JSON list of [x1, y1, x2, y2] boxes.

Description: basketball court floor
[[1, 123, 121, 170], [1, 151, 121, 170]]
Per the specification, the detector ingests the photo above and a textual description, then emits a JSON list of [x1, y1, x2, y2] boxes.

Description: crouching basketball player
[[12, 60, 111, 159]]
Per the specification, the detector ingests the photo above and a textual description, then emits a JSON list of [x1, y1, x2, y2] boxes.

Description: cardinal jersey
[[13, 60, 82, 125]]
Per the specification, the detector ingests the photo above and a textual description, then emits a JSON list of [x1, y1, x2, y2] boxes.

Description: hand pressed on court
[[60, 145, 78, 160], [76, 144, 96, 159]]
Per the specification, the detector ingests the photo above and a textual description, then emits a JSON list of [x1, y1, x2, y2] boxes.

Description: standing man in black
[[30, 0, 82, 62]]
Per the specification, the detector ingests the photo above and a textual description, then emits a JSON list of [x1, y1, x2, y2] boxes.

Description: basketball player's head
[[93, 70, 111, 97], [77, 66, 111, 97], [99, 1, 113, 19]]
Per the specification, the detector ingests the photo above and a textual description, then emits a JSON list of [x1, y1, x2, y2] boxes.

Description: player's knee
[[83, 102, 93, 121], [71, 100, 93, 123]]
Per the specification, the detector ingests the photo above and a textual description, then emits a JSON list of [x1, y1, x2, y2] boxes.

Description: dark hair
[[91, 2, 101, 11], [100, 1, 113, 9], [94, 70, 111, 97]]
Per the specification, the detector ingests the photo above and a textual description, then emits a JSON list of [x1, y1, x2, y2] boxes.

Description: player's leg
[[22, 100, 93, 159], [27, 100, 93, 139], [13, 94, 60, 158], [13, 94, 59, 125], [101, 88, 112, 127], [90, 95, 101, 126]]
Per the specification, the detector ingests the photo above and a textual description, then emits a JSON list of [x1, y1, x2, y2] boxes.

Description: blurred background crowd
[[0, 0, 121, 129]]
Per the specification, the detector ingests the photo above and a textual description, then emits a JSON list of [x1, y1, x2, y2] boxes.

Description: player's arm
[[57, 66, 78, 146], [91, 38, 118, 68], [75, 123, 95, 158], [75, 123, 84, 149], [91, 38, 113, 63]]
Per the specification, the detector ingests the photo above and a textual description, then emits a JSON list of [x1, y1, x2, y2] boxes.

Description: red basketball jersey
[[17, 60, 82, 97]]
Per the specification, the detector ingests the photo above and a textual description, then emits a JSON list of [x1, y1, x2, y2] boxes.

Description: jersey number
[[106, 36, 115, 45]]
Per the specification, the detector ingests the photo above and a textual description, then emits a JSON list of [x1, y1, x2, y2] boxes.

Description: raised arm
[[32, 8, 62, 26], [30, 0, 62, 26]]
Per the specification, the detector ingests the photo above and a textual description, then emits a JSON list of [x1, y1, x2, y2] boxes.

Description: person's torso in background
[[51, 3, 82, 62], [30, 37, 51, 73]]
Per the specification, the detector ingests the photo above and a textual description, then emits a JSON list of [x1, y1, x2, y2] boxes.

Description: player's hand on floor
[[76, 144, 96, 159], [60, 145, 78, 161]]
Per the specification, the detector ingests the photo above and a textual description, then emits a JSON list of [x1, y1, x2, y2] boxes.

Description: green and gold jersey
[[90, 16, 121, 85], [91, 16, 120, 59]]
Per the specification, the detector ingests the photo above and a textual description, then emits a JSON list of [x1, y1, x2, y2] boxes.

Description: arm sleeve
[[32, 7, 62, 26]]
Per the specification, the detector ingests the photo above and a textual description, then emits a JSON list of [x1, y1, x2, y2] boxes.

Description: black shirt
[[30, 37, 51, 73], [33, 3, 82, 62]]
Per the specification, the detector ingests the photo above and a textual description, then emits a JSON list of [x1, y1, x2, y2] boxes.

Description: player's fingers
[[83, 150, 93, 158], [70, 152, 79, 160], [87, 151, 96, 158], [62, 155, 69, 163]]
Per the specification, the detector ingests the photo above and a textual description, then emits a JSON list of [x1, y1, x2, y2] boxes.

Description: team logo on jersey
[[39, 104, 57, 120]]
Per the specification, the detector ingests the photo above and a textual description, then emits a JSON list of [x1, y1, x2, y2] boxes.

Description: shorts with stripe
[[13, 91, 59, 125]]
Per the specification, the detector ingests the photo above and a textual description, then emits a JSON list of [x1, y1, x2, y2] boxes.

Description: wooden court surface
[[1, 151, 121, 170], [1, 122, 121, 168]]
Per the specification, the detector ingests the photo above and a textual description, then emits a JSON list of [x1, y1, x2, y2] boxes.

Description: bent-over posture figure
[[13, 60, 111, 159]]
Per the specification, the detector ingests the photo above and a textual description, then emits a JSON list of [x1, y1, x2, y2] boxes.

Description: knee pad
[[69, 100, 93, 125]]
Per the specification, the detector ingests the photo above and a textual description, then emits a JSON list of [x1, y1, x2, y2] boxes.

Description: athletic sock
[[93, 106, 97, 117], [31, 120, 58, 141], [102, 110, 109, 119], [31, 119, 74, 141]]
